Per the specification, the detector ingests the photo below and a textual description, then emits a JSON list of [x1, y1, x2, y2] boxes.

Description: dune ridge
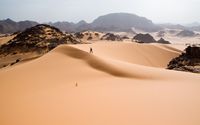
[[70, 42, 181, 68], [52, 45, 141, 78]]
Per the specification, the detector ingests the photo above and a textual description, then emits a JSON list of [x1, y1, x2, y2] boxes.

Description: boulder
[[157, 38, 170, 44], [133, 33, 156, 43], [101, 33, 122, 41], [185, 46, 200, 58], [121, 36, 129, 40], [167, 46, 200, 73]]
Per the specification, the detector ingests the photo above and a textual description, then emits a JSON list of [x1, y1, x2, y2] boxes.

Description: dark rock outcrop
[[87, 36, 93, 40], [94, 33, 99, 37], [121, 36, 129, 40], [167, 46, 200, 73], [74, 32, 84, 39], [185, 46, 200, 58], [101, 33, 122, 41], [133, 33, 156, 43], [0, 24, 81, 56], [157, 38, 170, 44]]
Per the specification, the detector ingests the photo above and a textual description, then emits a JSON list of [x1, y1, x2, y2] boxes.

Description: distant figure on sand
[[90, 47, 93, 54]]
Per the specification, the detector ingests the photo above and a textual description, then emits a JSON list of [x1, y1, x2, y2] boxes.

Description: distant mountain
[[76, 20, 88, 27], [49, 13, 161, 32], [75, 20, 92, 32], [49, 21, 76, 32], [158, 23, 200, 31], [176, 30, 197, 37], [2, 13, 197, 33], [91, 13, 161, 32], [158, 23, 186, 30], [48, 20, 93, 33], [0, 18, 38, 34], [189, 26, 200, 32], [185, 22, 200, 27]]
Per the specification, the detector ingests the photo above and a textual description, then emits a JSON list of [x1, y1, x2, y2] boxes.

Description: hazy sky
[[0, 0, 199, 24]]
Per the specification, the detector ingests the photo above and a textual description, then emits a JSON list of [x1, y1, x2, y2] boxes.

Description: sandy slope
[[0, 35, 15, 45], [70, 42, 181, 68], [0, 42, 200, 125]]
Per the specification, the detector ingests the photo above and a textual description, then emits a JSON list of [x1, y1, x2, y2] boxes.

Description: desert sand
[[0, 35, 15, 45], [0, 41, 200, 125]]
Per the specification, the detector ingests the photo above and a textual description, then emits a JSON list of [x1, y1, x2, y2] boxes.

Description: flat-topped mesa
[[167, 46, 200, 73], [0, 24, 81, 56]]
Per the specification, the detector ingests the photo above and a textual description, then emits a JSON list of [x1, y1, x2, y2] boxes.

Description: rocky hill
[[0, 24, 81, 56], [133, 33, 156, 43], [157, 38, 170, 44], [167, 46, 200, 73], [133, 34, 171, 44]]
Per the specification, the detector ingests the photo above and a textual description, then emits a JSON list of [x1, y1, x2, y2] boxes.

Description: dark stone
[[101, 33, 122, 41], [157, 38, 170, 44], [87, 36, 93, 40], [133, 33, 156, 43], [74, 32, 84, 39], [94, 33, 99, 36], [185, 46, 200, 58], [167, 46, 200, 73], [121, 36, 129, 40]]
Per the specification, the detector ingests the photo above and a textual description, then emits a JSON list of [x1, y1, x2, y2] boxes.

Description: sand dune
[[0, 42, 200, 125], [71, 42, 180, 68]]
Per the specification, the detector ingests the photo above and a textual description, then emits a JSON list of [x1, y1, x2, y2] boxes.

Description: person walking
[[90, 47, 93, 54]]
